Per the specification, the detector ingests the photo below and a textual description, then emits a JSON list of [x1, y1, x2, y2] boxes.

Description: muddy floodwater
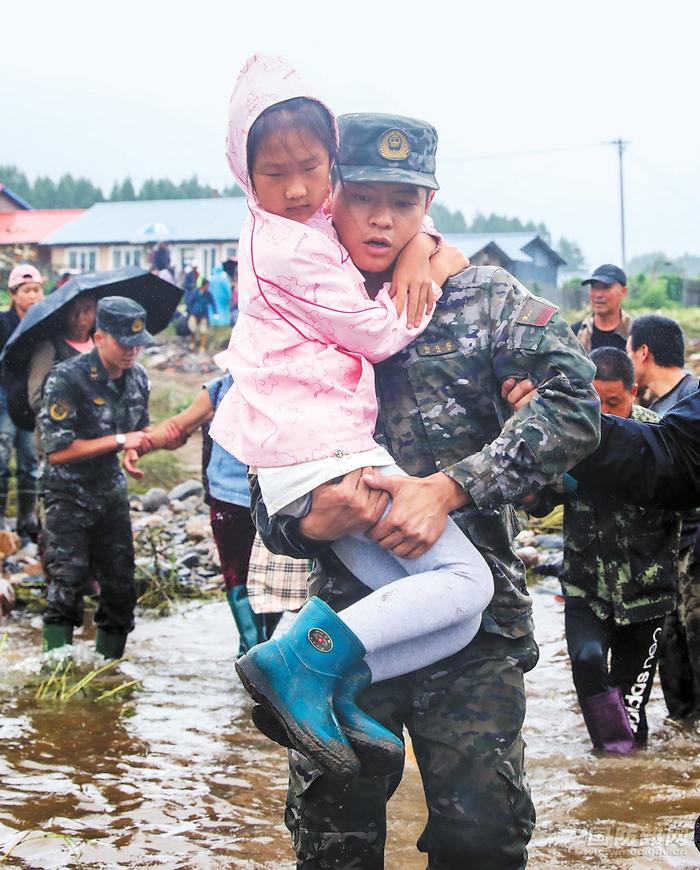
[[1, 582, 699, 869]]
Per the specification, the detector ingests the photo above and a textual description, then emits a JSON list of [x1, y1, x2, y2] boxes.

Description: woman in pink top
[[213, 55, 493, 781]]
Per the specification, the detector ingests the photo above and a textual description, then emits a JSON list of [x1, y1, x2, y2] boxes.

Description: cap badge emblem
[[378, 129, 410, 161], [308, 628, 333, 653], [131, 318, 144, 333], [49, 401, 70, 422]]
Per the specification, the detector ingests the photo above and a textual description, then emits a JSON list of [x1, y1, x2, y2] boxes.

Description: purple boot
[[580, 687, 637, 755]]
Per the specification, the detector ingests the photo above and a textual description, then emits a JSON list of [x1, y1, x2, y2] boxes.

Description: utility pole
[[610, 138, 629, 269]]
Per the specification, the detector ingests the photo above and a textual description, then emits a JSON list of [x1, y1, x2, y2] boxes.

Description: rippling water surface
[[1, 585, 698, 868]]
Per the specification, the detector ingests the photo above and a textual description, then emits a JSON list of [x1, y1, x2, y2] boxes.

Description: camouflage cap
[[336, 113, 439, 190], [96, 296, 155, 347]]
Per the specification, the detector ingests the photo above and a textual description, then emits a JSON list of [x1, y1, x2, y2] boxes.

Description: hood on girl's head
[[225, 53, 337, 197]]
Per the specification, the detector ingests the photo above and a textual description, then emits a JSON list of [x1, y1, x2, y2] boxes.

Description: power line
[[440, 141, 607, 163]]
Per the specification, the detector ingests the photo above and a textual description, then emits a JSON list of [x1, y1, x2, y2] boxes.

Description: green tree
[[223, 183, 245, 197], [110, 177, 136, 201], [556, 237, 585, 269], [0, 165, 33, 204], [429, 201, 468, 233], [468, 212, 550, 241]]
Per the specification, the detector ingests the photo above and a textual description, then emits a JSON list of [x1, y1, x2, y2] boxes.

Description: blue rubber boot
[[251, 662, 404, 775], [226, 586, 265, 657], [235, 596, 363, 780], [335, 662, 404, 773]]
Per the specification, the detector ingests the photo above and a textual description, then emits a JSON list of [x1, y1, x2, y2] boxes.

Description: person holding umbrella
[[27, 293, 98, 415], [0, 264, 45, 540], [0, 266, 183, 432], [37, 297, 154, 657]]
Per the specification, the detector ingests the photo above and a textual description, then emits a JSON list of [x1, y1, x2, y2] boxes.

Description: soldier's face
[[588, 281, 627, 317], [95, 331, 140, 373], [593, 378, 637, 418], [331, 181, 433, 275]]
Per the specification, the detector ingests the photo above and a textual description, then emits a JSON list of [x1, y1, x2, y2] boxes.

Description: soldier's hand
[[298, 468, 389, 541], [364, 471, 467, 558], [123, 448, 144, 478], [123, 431, 149, 453], [501, 377, 537, 411]]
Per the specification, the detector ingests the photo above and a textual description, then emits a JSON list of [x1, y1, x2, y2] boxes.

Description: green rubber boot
[[42, 623, 73, 652], [226, 586, 265, 657], [236, 596, 363, 780], [95, 629, 127, 659]]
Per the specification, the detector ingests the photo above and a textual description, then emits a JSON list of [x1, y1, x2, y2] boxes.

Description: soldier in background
[[252, 112, 600, 870], [38, 297, 152, 658], [531, 348, 681, 752], [571, 263, 632, 352]]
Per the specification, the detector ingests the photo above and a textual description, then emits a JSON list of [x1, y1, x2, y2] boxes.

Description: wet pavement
[[1, 583, 699, 869]]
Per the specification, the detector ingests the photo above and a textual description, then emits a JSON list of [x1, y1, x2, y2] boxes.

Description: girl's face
[[12, 281, 44, 317], [65, 295, 97, 342], [251, 127, 331, 223]]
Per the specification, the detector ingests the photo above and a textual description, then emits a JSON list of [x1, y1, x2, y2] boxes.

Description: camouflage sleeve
[[249, 472, 328, 560], [37, 369, 79, 454], [443, 270, 600, 513]]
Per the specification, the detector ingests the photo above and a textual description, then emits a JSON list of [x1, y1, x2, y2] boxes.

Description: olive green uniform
[[253, 264, 600, 869], [38, 346, 149, 634]]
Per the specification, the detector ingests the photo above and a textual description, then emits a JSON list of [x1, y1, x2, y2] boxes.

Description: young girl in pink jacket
[[211, 54, 493, 781]]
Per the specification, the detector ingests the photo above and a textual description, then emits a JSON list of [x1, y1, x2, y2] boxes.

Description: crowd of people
[[1, 50, 699, 869]]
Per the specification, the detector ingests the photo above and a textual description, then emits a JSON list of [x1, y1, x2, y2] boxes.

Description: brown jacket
[[573, 310, 633, 353]]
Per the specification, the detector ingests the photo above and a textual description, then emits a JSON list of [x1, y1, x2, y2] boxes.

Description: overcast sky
[[3, 0, 698, 268]]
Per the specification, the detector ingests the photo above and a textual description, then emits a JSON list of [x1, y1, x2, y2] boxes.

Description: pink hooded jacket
[[210, 54, 437, 467]]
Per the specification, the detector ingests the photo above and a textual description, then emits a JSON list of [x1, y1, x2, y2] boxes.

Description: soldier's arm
[[39, 370, 148, 466], [249, 473, 327, 559], [250, 468, 389, 558], [443, 271, 601, 513]]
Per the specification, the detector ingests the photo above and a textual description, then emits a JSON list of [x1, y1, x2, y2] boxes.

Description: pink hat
[[8, 264, 45, 290]]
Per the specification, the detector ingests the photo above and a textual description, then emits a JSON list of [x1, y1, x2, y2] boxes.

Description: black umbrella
[[0, 266, 182, 366]]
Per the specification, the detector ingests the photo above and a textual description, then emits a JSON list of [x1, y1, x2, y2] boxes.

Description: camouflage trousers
[[660, 544, 700, 720], [285, 629, 539, 870], [42, 485, 136, 633]]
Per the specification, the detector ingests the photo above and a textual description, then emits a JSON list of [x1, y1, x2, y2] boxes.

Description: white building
[[42, 197, 249, 277]]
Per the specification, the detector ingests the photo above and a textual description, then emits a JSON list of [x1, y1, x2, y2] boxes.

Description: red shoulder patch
[[516, 297, 558, 327]]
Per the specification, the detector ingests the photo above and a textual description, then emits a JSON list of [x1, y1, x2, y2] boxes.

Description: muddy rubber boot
[[226, 586, 265, 657], [42, 623, 73, 651], [580, 687, 637, 754], [95, 629, 127, 659], [252, 662, 404, 775], [235, 596, 363, 780], [16, 491, 40, 544]]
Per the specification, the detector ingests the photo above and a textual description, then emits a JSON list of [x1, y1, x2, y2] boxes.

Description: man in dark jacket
[[503, 378, 700, 510], [530, 349, 681, 752]]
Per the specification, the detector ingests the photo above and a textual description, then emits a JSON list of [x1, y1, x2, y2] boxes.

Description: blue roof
[[0, 183, 33, 210], [443, 232, 563, 265], [42, 197, 249, 245]]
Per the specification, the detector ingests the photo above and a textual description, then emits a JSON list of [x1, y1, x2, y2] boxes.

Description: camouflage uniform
[[253, 264, 600, 869], [38, 345, 150, 633], [561, 404, 681, 739]]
